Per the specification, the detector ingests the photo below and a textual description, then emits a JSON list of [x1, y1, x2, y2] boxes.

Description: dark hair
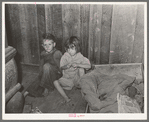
[[42, 33, 56, 44], [64, 36, 80, 53]]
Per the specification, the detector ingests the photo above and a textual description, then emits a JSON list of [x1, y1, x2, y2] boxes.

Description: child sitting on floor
[[27, 33, 62, 97], [39, 33, 62, 96], [54, 36, 91, 102]]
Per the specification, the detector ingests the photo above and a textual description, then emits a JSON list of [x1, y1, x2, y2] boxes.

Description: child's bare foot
[[61, 97, 71, 104], [65, 98, 71, 103]]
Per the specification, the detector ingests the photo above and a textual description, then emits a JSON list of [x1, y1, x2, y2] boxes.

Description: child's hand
[[67, 63, 72, 68], [72, 63, 79, 68]]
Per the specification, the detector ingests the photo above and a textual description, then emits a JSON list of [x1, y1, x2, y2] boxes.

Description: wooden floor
[[21, 72, 87, 113]]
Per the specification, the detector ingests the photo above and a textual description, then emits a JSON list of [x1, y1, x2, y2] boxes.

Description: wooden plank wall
[[109, 5, 138, 64], [5, 4, 144, 66]]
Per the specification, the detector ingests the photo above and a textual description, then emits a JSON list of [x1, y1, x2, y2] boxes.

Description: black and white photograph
[[2, 2, 147, 120]]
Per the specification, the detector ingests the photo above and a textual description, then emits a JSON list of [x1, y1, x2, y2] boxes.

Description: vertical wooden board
[[45, 4, 53, 34], [100, 5, 113, 64], [5, 4, 23, 62], [5, 29, 8, 48], [131, 5, 144, 63], [52, 5, 63, 51], [88, 5, 94, 63], [109, 5, 137, 64], [62, 4, 80, 53], [88, 5, 102, 64], [5, 4, 12, 46], [80, 4, 90, 57], [25, 4, 40, 65], [71, 4, 80, 38], [18, 4, 31, 64], [93, 5, 102, 64], [62, 4, 70, 52], [37, 4, 46, 55]]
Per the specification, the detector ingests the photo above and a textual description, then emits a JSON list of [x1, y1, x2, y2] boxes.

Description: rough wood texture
[[100, 5, 113, 64], [80, 4, 90, 57], [95, 63, 143, 80], [6, 4, 144, 65], [37, 4, 46, 54], [94, 5, 102, 64], [88, 5, 94, 64], [45, 4, 53, 34], [109, 5, 138, 64], [5, 4, 23, 62], [131, 5, 144, 63], [62, 4, 80, 53], [52, 5, 63, 51], [88, 5, 102, 64], [25, 4, 40, 64], [5, 29, 8, 48], [18, 4, 31, 64]]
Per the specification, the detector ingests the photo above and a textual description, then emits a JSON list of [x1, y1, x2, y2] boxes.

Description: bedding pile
[[79, 69, 143, 113]]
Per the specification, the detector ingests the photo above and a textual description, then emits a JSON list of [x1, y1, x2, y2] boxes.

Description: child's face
[[42, 39, 55, 53], [67, 46, 77, 56]]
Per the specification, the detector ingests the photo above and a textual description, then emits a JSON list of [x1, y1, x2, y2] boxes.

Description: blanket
[[79, 69, 143, 113]]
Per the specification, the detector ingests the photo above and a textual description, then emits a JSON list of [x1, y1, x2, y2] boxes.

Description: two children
[[28, 34, 91, 101]]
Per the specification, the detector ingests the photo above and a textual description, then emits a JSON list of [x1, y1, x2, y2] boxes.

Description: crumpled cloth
[[117, 93, 141, 113], [79, 69, 137, 113]]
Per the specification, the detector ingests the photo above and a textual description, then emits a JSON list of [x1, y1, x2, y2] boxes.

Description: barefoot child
[[39, 34, 62, 96], [27, 33, 62, 97], [54, 36, 91, 102]]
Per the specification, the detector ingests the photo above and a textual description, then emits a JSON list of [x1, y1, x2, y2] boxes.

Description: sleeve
[[81, 55, 91, 65], [53, 50, 63, 68], [60, 53, 68, 67]]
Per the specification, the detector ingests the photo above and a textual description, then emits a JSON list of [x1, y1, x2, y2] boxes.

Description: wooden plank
[[52, 5, 63, 51], [109, 5, 137, 64], [100, 5, 113, 64], [93, 5, 102, 64], [18, 4, 31, 64], [71, 5, 80, 39], [88, 5, 102, 64], [36, 4, 46, 54], [20, 63, 39, 74], [5, 29, 8, 48], [25, 4, 40, 65], [80, 4, 90, 57], [45, 4, 53, 34], [131, 5, 144, 63], [5, 4, 23, 62], [62, 4, 80, 53], [62, 4, 70, 53], [88, 5, 95, 64], [95, 63, 143, 80]]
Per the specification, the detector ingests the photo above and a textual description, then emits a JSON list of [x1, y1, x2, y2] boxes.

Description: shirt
[[60, 52, 91, 79]]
